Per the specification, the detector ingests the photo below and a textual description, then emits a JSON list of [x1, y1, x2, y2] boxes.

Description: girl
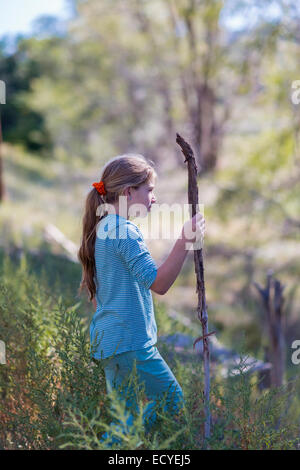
[[78, 153, 205, 444]]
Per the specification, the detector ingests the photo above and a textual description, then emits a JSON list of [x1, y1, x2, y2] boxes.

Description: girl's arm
[[91, 297, 97, 310], [150, 212, 205, 296], [150, 236, 188, 295]]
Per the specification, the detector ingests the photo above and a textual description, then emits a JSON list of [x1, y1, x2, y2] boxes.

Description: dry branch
[[176, 132, 213, 441]]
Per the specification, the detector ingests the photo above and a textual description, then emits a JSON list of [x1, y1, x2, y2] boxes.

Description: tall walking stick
[[176, 133, 214, 442]]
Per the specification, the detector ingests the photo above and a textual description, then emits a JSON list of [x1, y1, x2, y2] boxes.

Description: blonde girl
[[78, 153, 205, 443]]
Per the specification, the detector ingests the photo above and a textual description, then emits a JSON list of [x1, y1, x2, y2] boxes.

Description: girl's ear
[[123, 187, 131, 198]]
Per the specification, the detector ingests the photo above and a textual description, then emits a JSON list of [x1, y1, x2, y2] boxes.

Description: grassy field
[[0, 248, 299, 450]]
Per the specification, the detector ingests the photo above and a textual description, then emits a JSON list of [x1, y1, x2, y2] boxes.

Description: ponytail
[[77, 190, 106, 301]]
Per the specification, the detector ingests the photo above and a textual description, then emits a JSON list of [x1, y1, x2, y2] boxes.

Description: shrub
[[0, 250, 299, 450]]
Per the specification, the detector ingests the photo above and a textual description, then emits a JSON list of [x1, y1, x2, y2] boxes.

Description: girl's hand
[[181, 212, 205, 245]]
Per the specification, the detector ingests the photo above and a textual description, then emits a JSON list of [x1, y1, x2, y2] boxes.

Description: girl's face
[[130, 180, 157, 214]]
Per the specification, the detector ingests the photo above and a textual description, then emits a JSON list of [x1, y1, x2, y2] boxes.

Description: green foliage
[[0, 40, 52, 153], [0, 252, 105, 449], [0, 250, 299, 450], [209, 356, 300, 450], [3, 0, 292, 163], [154, 300, 194, 337]]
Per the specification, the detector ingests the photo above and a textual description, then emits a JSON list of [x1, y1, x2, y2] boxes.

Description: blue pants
[[101, 345, 184, 443]]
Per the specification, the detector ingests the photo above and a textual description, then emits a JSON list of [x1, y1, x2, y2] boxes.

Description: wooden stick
[[176, 132, 213, 441]]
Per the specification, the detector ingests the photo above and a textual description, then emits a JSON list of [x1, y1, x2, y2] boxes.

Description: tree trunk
[[192, 83, 219, 173], [253, 272, 285, 388]]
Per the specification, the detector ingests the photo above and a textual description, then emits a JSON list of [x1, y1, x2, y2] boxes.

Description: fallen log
[[43, 223, 78, 263], [159, 332, 272, 382]]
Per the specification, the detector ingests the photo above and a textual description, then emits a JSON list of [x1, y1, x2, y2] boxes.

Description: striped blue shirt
[[90, 214, 158, 360]]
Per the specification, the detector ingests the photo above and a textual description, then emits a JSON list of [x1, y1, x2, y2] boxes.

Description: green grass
[[0, 249, 299, 450]]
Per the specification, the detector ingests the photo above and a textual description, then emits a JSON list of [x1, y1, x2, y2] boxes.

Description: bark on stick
[[176, 132, 213, 441]]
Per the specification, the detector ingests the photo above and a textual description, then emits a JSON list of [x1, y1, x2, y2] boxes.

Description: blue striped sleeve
[[114, 222, 157, 289]]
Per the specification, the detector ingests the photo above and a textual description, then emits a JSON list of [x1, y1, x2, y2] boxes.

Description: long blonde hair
[[77, 154, 157, 301]]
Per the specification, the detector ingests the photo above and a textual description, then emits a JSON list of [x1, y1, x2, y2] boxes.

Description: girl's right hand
[[181, 212, 205, 244]]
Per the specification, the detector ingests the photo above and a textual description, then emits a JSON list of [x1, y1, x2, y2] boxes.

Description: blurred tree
[[213, 0, 300, 235], [24, 0, 285, 170], [20, 0, 246, 169], [0, 39, 52, 153], [1, 0, 300, 181]]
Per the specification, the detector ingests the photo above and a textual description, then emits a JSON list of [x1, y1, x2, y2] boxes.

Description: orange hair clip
[[92, 180, 106, 196]]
